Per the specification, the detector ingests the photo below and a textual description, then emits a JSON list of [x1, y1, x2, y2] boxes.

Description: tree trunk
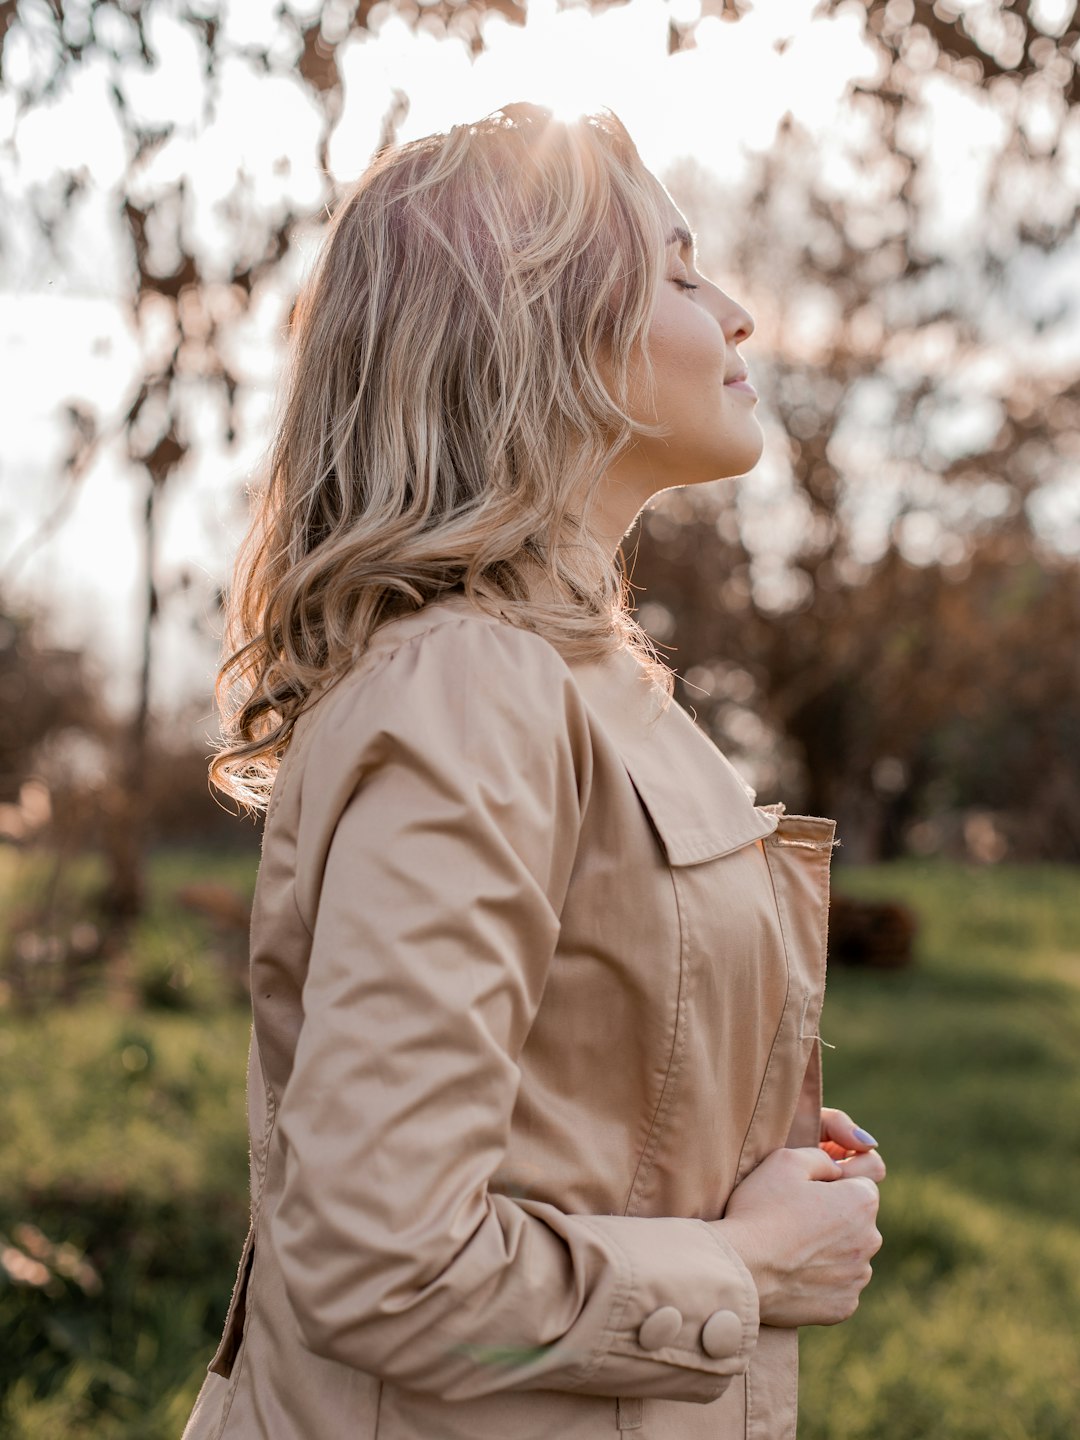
[[101, 474, 157, 922]]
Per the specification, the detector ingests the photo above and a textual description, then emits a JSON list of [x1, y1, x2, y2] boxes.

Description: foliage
[[0, 1001, 252, 1439], [630, 71, 1080, 857], [2, 0, 1078, 899], [0, 847, 256, 1436], [634, 506, 1080, 861], [0, 851, 1078, 1437], [0, 597, 101, 812], [0, 843, 256, 1010]]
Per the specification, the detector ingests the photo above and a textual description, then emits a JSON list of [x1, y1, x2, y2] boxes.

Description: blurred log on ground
[[174, 881, 252, 933], [827, 892, 919, 969]]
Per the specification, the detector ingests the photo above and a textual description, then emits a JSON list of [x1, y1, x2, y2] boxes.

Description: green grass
[[798, 861, 1080, 1439], [0, 1000, 253, 1439], [0, 852, 1078, 1437], [0, 846, 257, 1440]]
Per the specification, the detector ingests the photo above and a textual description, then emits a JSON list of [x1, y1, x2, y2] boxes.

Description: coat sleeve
[[271, 616, 761, 1404]]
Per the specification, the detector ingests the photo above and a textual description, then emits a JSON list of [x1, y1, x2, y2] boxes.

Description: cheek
[[648, 305, 726, 392]]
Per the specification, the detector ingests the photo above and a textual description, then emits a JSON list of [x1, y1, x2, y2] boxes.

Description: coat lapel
[[569, 646, 779, 865]]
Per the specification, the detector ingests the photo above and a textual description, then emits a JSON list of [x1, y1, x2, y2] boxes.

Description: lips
[[724, 369, 749, 384]]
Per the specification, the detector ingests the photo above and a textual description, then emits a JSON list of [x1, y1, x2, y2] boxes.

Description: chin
[[664, 428, 765, 486], [722, 431, 766, 477], [704, 445, 764, 483]]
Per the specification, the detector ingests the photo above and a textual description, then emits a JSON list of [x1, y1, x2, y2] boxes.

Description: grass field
[[800, 862, 1080, 1439], [1, 850, 1078, 1438]]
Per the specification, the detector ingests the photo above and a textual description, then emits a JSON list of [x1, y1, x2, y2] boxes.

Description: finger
[[820, 1107, 878, 1152], [836, 1150, 887, 1183], [820, 1140, 854, 1162], [788, 1145, 846, 1181], [844, 1175, 882, 1210]]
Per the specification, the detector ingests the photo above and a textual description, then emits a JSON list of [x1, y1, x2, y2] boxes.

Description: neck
[[580, 468, 656, 563]]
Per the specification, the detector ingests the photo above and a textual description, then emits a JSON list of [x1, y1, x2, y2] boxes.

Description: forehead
[[666, 221, 695, 253], [654, 192, 695, 255]]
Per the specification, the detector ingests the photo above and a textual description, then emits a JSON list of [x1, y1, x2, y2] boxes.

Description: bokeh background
[[2, 1, 1079, 1435]]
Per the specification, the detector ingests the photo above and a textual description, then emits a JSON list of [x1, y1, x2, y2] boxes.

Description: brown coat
[[181, 594, 836, 1440]]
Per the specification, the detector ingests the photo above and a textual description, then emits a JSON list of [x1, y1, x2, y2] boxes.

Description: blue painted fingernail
[[853, 1127, 878, 1146]]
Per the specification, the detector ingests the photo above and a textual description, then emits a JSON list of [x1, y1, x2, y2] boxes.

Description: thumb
[[820, 1107, 878, 1152]]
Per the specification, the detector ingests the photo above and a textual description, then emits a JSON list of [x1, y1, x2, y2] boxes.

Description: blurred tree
[[0, 597, 98, 813], [630, 0, 1080, 857], [0, 0, 527, 916], [2, 0, 1078, 881], [634, 496, 1080, 860]]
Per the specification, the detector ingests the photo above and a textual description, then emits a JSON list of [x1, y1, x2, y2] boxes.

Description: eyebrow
[[667, 224, 696, 254]]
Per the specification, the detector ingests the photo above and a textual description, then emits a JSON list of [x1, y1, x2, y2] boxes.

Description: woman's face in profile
[[599, 186, 764, 511]]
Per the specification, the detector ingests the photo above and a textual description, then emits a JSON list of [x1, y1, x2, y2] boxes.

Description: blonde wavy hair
[[212, 101, 674, 808]]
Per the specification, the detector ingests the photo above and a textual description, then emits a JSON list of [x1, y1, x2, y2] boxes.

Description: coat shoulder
[[271, 598, 598, 833], [299, 598, 588, 754], [267, 597, 599, 933]]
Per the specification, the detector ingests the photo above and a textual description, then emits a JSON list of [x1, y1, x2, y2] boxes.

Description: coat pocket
[[208, 1220, 256, 1379]]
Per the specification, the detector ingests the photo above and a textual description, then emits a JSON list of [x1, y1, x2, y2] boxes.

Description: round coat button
[[637, 1305, 683, 1351], [700, 1309, 742, 1358]]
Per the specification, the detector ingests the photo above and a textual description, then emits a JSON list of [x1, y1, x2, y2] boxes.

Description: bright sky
[[1, 0, 1076, 719]]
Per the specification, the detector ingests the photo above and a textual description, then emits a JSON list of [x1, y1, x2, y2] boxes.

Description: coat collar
[[568, 645, 780, 866], [360, 598, 780, 866]]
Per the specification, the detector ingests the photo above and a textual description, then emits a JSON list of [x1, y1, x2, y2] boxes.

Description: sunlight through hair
[[527, 79, 614, 128], [547, 92, 604, 126], [211, 101, 674, 808]]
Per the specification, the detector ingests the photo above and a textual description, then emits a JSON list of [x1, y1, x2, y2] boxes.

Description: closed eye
[[673, 278, 699, 292]]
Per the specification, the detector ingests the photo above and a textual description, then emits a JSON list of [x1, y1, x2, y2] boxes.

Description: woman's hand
[[716, 1141, 885, 1328], [819, 1107, 880, 1165]]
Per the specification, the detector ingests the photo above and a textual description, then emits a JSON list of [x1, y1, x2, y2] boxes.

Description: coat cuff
[[566, 1215, 760, 1402]]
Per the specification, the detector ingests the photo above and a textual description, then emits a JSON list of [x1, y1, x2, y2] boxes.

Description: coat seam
[[211, 1093, 279, 1436], [208, 1251, 250, 1439], [667, 823, 779, 866], [731, 847, 794, 1187], [621, 862, 690, 1215], [289, 878, 312, 941], [372, 1378, 384, 1438], [207, 1078, 279, 1437]]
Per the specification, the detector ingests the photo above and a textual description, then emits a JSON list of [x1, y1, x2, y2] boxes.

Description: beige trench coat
[[182, 594, 837, 1440]]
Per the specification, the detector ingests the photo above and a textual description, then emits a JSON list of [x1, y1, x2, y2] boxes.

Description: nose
[[706, 283, 754, 345], [724, 296, 754, 345]]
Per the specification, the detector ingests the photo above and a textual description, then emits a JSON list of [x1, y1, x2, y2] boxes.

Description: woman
[[182, 102, 884, 1440]]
